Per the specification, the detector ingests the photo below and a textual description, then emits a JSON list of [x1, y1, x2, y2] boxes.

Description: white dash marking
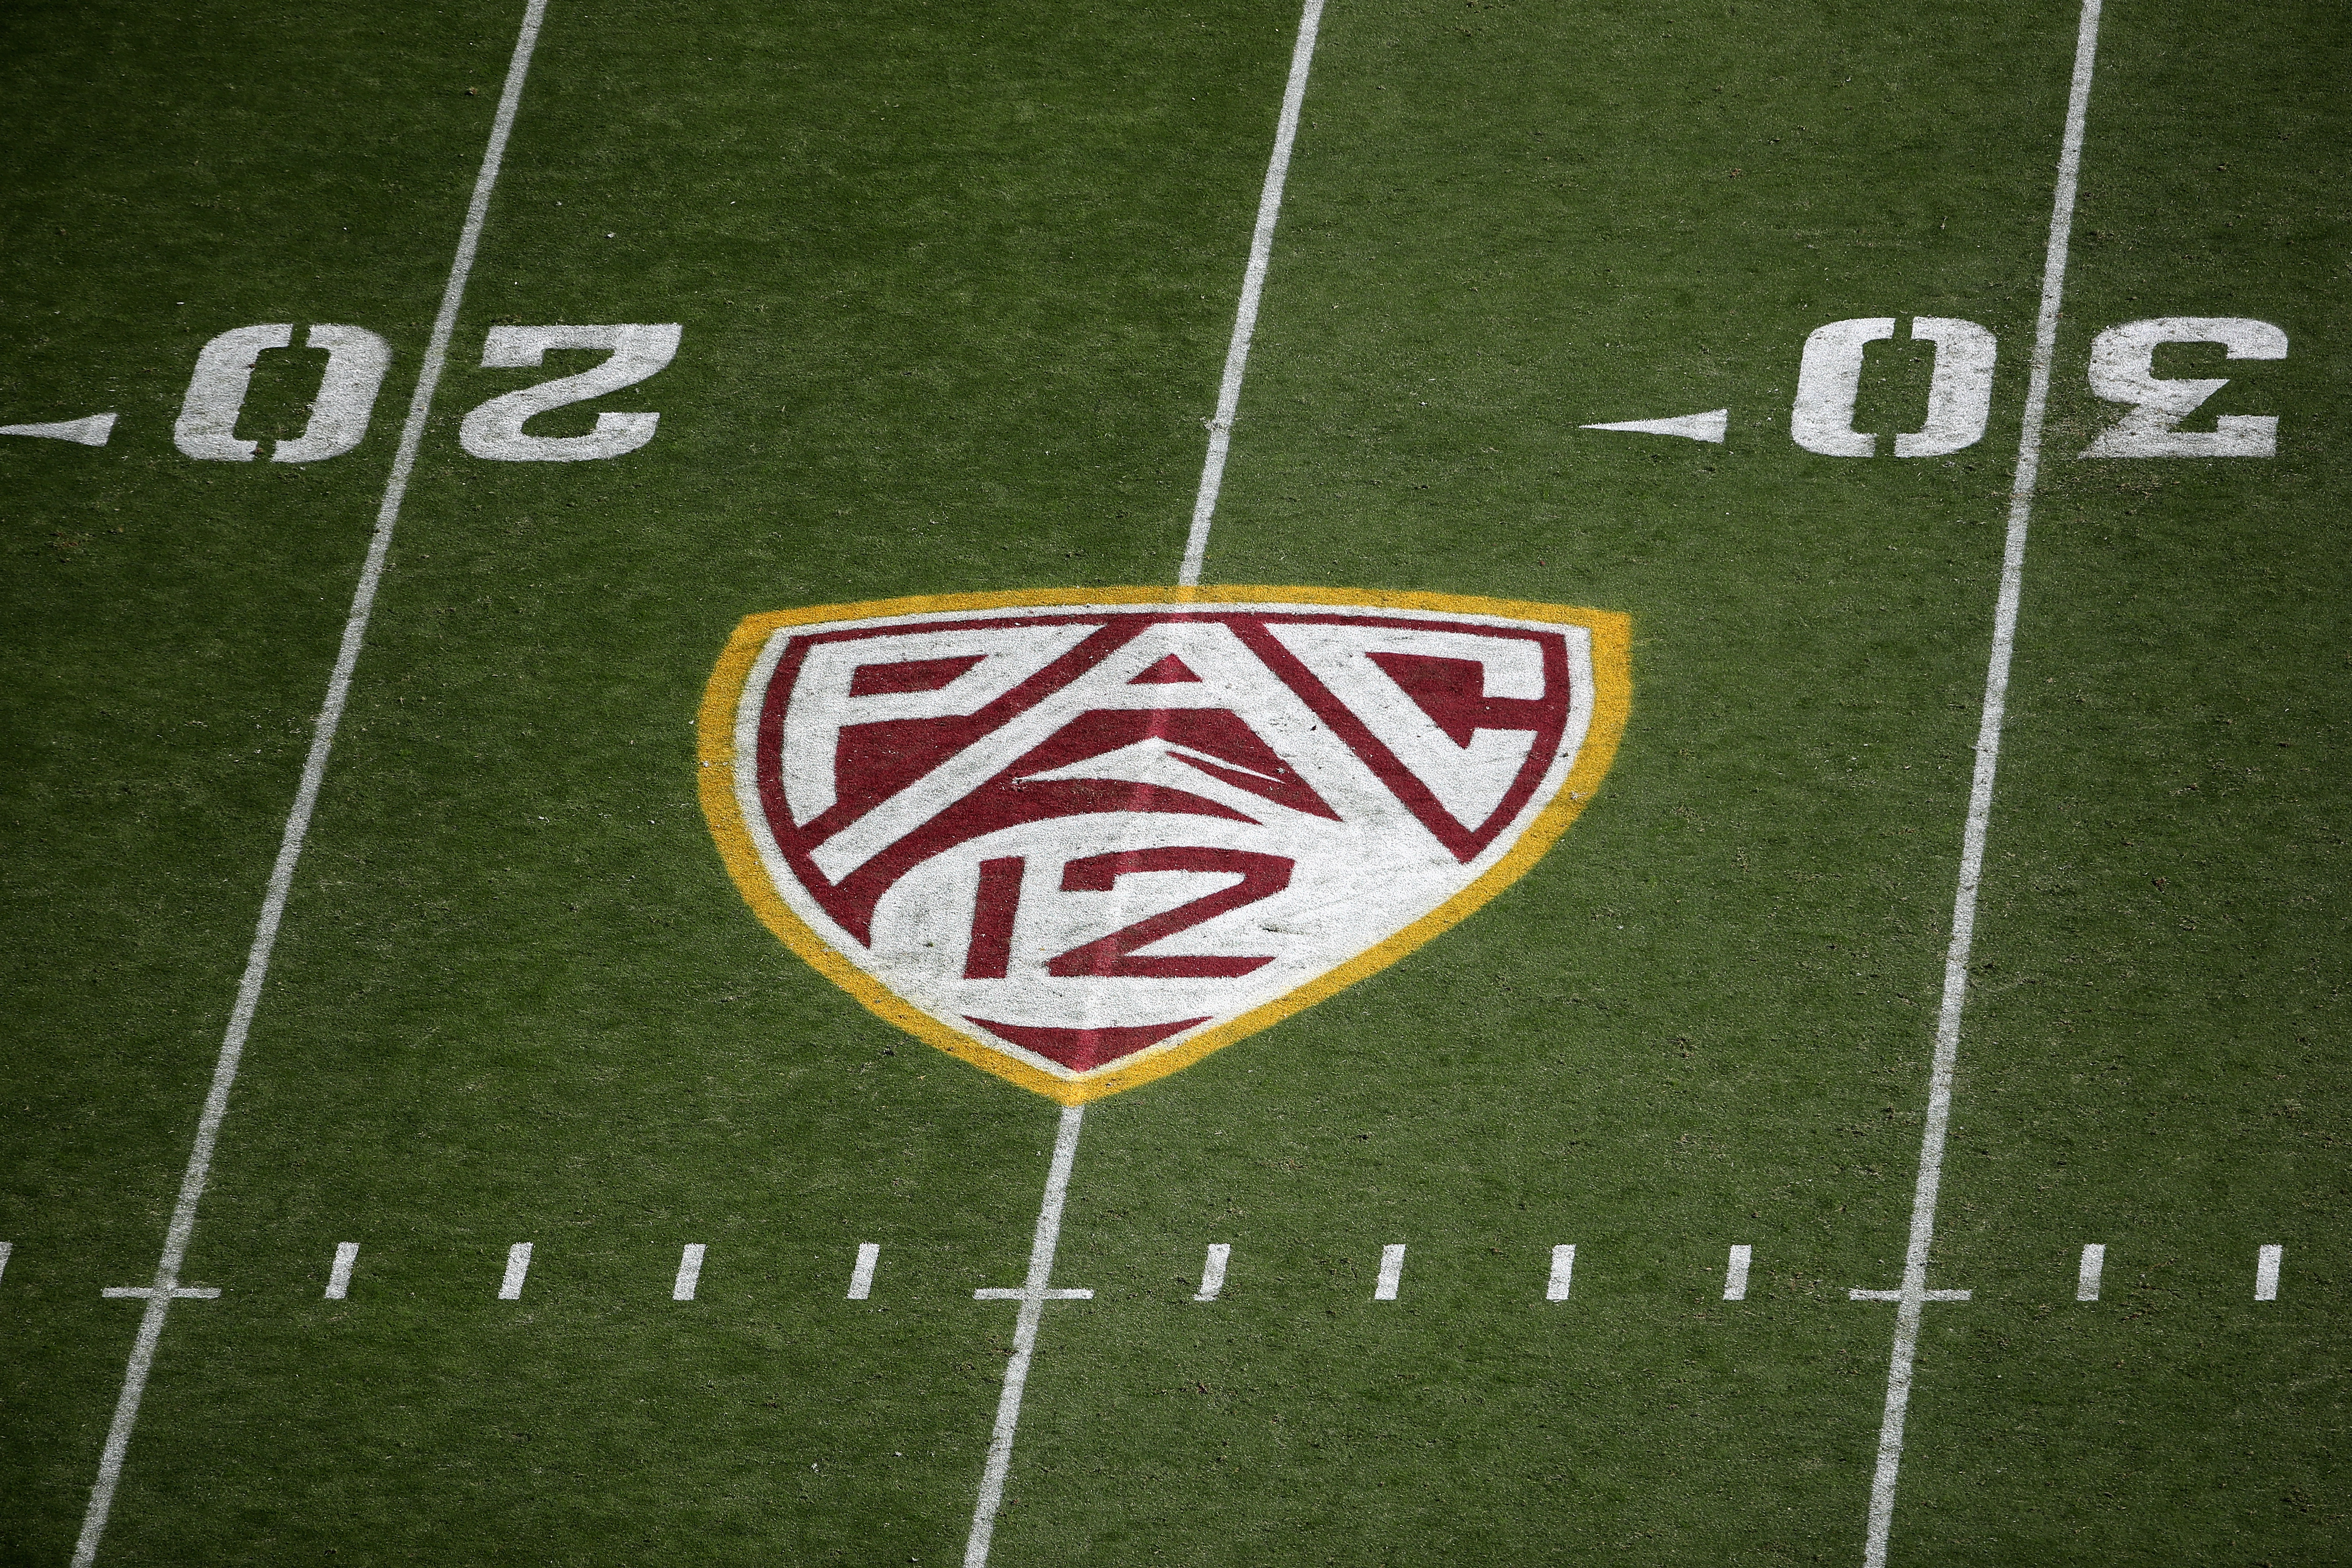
[[68, 8, 551, 1566], [847, 1242, 881, 1301], [1194, 1243, 1231, 1302], [1858, 5, 2104, 1565], [673, 1244, 706, 1302], [0, 1241, 12, 1284], [962, 1105, 1089, 1568], [1373, 1244, 1407, 1301], [2254, 1244, 2282, 1302], [325, 1242, 360, 1301], [2075, 1244, 2104, 1302], [1177, 0, 1326, 587], [1546, 1244, 1576, 1301], [498, 1243, 534, 1301], [1724, 1244, 1752, 1301]]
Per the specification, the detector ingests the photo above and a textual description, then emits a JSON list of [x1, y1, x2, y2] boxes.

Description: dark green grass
[[2, 0, 2346, 1563]]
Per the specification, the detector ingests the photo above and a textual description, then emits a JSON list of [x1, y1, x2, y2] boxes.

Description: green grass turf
[[1, 0, 2345, 1562]]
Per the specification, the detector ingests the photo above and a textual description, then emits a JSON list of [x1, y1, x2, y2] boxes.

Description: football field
[[3, 0, 2347, 1562]]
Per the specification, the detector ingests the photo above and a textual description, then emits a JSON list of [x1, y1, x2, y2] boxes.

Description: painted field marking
[[68, 6, 550, 1561], [955, 4, 1326, 1563], [1855, 4, 2104, 1565], [847, 1242, 881, 1300], [0, 1241, 11, 1284], [1724, 1244, 1752, 1301], [0, 412, 116, 446], [65, 7, 550, 1564], [1177, 0, 1326, 587], [1582, 409, 1727, 444], [498, 1243, 534, 1301], [325, 1242, 361, 1301], [672, 1244, 707, 1302], [2075, 1244, 2104, 1302], [962, 1105, 1091, 1568], [1372, 1244, 1407, 1301], [2254, 1244, 2282, 1302], [1195, 1243, 1231, 1302], [1546, 1244, 1576, 1301], [99, 1285, 219, 1301]]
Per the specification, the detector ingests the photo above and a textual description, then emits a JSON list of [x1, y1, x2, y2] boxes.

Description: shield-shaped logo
[[698, 587, 1630, 1102]]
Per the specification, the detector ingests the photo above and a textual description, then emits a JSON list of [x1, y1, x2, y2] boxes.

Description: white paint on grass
[[1893, 318, 1997, 458], [961, 1105, 1090, 1568], [69, 10, 551, 1563], [1176, 0, 1326, 587], [275, 325, 394, 463], [1856, 6, 2104, 1566], [0, 412, 116, 446], [2075, 1243, 2104, 1302], [498, 1243, 534, 1301], [173, 324, 392, 462], [458, 323, 682, 460], [1545, 1244, 1575, 1301], [847, 1242, 881, 1300], [2080, 316, 2285, 457], [1791, 316, 1995, 457], [673, 1244, 706, 1301], [2254, 1244, 2282, 1302], [1791, 317, 1895, 456], [1194, 1243, 1231, 1302], [1373, 1244, 1407, 1301], [1581, 409, 1727, 443], [174, 323, 294, 460], [325, 1241, 360, 1301], [1724, 1244, 1751, 1301], [956, 5, 1323, 1557]]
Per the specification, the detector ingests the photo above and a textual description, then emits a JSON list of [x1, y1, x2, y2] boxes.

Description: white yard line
[[68, 7, 551, 1562], [1176, 0, 1327, 588], [954, 7, 1328, 1562], [1856, 3, 2104, 1564], [962, 1105, 1091, 1568]]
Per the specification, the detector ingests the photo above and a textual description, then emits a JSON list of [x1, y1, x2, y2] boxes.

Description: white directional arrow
[[0, 412, 117, 447], [1581, 408, 1727, 444]]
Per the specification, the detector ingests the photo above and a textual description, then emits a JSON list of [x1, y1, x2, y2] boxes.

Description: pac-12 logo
[[698, 587, 1630, 1102]]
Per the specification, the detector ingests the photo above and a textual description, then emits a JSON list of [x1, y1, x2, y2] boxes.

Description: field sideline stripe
[[1860, 2, 2105, 1564], [1177, 0, 1327, 588], [68, 6, 552, 1563]]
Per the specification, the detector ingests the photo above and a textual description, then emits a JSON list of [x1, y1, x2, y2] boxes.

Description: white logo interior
[[726, 602, 1599, 1080]]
